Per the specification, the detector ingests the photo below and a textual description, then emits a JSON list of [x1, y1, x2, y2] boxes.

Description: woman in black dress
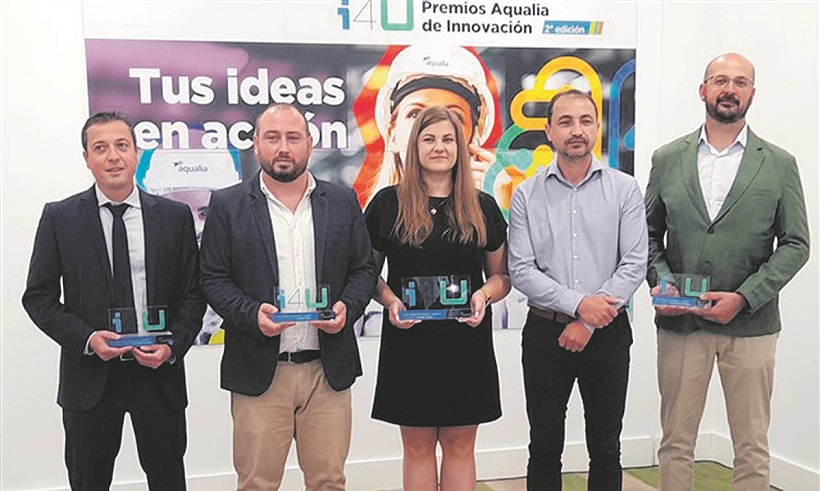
[[365, 106, 511, 490]]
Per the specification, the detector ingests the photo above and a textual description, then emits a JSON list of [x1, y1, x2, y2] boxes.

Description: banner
[[84, 3, 636, 341]]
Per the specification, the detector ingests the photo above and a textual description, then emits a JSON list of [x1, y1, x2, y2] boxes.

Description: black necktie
[[104, 203, 135, 308]]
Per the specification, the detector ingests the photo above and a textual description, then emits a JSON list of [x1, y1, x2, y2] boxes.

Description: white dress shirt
[[260, 172, 320, 353], [697, 125, 747, 221], [86, 184, 147, 353]]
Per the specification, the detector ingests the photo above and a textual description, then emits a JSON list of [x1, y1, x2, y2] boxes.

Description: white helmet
[[140, 148, 241, 195], [375, 44, 495, 145]]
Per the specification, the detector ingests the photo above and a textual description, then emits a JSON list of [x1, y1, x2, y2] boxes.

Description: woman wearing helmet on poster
[[355, 44, 506, 336], [366, 44, 498, 205]]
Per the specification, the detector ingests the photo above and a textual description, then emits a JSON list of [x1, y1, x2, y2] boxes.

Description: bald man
[[645, 53, 809, 490]]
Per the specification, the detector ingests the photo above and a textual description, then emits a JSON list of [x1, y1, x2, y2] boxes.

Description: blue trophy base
[[652, 296, 709, 308], [107, 332, 174, 348], [273, 311, 336, 322], [399, 308, 472, 321]]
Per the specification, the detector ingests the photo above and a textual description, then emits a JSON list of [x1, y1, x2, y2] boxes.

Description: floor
[[401, 462, 782, 490]]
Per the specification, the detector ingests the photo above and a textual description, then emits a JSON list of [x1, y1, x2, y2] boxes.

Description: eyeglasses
[[704, 75, 754, 89]]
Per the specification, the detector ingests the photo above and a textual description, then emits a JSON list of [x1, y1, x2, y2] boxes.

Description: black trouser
[[62, 361, 187, 491], [522, 311, 632, 491]]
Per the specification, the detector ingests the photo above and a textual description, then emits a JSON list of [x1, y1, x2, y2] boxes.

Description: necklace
[[429, 196, 449, 215]]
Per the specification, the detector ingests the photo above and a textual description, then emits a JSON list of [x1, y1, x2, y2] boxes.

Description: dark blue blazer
[[199, 174, 377, 395], [22, 187, 206, 411]]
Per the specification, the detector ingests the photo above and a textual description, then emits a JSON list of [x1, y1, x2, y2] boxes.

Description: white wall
[[639, 4, 820, 490], [1, 1, 817, 490]]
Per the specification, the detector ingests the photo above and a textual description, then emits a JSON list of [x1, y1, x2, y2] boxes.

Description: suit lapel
[[311, 183, 328, 281], [679, 130, 711, 222], [249, 175, 279, 282], [140, 190, 161, 305], [712, 129, 765, 224], [78, 187, 114, 291]]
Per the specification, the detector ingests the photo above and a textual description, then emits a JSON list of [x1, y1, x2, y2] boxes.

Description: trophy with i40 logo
[[106, 305, 174, 348], [652, 273, 712, 309], [398, 275, 473, 321], [272, 285, 336, 322]]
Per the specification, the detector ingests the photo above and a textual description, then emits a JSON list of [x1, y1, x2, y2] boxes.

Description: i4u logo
[[337, 0, 414, 31], [402, 277, 469, 307], [276, 286, 330, 311], [108, 306, 166, 334]]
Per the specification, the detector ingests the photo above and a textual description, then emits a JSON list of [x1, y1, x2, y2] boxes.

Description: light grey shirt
[[508, 158, 648, 318]]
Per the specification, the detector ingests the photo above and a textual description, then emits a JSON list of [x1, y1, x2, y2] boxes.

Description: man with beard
[[646, 53, 809, 490], [199, 103, 377, 490], [508, 89, 647, 489]]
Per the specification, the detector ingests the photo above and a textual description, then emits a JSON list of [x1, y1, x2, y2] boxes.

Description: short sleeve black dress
[[364, 186, 507, 427]]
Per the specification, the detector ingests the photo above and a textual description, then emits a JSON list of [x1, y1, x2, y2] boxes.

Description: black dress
[[365, 186, 507, 427]]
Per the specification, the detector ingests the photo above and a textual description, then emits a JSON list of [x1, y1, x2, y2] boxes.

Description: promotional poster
[[84, 1, 636, 342]]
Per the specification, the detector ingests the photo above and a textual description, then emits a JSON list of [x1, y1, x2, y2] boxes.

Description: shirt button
[[573, 255, 579, 260], [572, 209, 577, 214]]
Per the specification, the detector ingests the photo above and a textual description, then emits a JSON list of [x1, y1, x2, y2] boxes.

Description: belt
[[277, 350, 321, 364], [529, 306, 626, 325], [529, 306, 575, 324]]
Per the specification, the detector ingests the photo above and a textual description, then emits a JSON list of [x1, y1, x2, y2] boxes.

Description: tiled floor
[[478, 472, 657, 491], [473, 461, 782, 490], [386, 461, 784, 490]]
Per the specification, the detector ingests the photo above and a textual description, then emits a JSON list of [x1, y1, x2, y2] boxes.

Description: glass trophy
[[652, 273, 712, 308], [106, 305, 174, 348], [398, 275, 473, 321], [272, 285, 336, 322]]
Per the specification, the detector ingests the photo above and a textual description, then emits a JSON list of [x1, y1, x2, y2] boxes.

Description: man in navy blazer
[[22, 112, 205, 490], [200, 103, 377, 490]]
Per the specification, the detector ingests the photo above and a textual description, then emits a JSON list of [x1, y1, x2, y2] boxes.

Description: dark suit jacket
[[646, 128, 810, 336], [22, 187, 206, 410], [200, 174, 377, 396]]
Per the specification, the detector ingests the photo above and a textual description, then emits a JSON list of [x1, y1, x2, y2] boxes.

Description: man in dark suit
[[646, 53, 810, 490], [200, 103, 377, 490], [23, 112, 205, 490]]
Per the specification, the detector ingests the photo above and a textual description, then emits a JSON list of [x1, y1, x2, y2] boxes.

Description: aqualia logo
[[423, 56, 449, 68], [338, 0, 415, 31]]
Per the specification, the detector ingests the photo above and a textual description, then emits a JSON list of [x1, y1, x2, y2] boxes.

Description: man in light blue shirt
[[508, 89, 647, 490]]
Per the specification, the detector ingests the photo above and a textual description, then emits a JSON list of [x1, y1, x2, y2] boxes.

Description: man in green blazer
[[645, 53, 809, 491]]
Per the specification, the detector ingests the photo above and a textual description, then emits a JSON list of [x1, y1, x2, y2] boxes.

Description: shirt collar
[[96, 184, 141, 209], [698, 124, 748, 152], [259, 170, 317, 207], [544, 156, 605, 186]]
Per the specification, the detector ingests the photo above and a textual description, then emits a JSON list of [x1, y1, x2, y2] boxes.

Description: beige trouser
[[231, 360, 352, 491], [657, 329, 777, 491]]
